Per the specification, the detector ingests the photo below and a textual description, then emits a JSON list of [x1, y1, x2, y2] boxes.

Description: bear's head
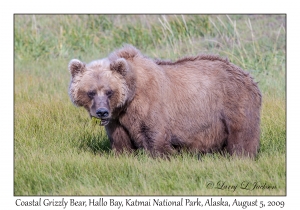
[[68, 57, 136, 126]]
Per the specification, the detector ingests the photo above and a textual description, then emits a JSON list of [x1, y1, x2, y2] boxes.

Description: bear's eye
[[87, 91, 96, 98], [106, 90, 113, 98]]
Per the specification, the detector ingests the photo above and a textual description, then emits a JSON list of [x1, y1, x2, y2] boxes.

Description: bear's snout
[[96, 108, 109, 119]]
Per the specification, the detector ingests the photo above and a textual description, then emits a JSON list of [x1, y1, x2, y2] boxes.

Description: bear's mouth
[[100, 118, 109, 126]]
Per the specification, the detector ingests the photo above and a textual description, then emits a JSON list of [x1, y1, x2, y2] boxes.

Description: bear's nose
[[96, 108, 109, 118]]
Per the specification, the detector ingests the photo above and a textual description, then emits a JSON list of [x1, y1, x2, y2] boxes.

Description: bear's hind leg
[[225, 127, 259, 158]]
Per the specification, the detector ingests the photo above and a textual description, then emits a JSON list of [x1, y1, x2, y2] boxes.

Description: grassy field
[[14, 15, 286, 195]]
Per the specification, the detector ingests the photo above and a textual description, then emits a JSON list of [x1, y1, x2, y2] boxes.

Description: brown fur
[[68, 45, 262, 158]]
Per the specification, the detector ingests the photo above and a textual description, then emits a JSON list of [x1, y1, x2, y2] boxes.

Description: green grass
[[14, 14, 286, 195]]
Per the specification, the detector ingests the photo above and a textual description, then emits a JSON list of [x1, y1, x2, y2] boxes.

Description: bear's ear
[[68, 59, 85, 77], [110, 58, 128, 76]]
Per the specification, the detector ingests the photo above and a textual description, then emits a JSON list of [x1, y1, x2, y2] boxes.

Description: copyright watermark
[[206, 181, 277, 192]]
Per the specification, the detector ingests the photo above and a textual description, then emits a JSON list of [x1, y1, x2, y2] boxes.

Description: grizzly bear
[[68, 45, 262, 158]]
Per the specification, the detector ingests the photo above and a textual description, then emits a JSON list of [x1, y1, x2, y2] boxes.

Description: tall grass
[[14, 14, 285, 195]]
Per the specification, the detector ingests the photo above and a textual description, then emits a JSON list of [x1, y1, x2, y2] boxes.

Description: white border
[[3, 0, 298, 209]]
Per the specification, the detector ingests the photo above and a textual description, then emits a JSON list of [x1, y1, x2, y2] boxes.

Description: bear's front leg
[[138, 121, 176, 158], [152, 132, 177, 158], [105, 120, 136, 154]]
